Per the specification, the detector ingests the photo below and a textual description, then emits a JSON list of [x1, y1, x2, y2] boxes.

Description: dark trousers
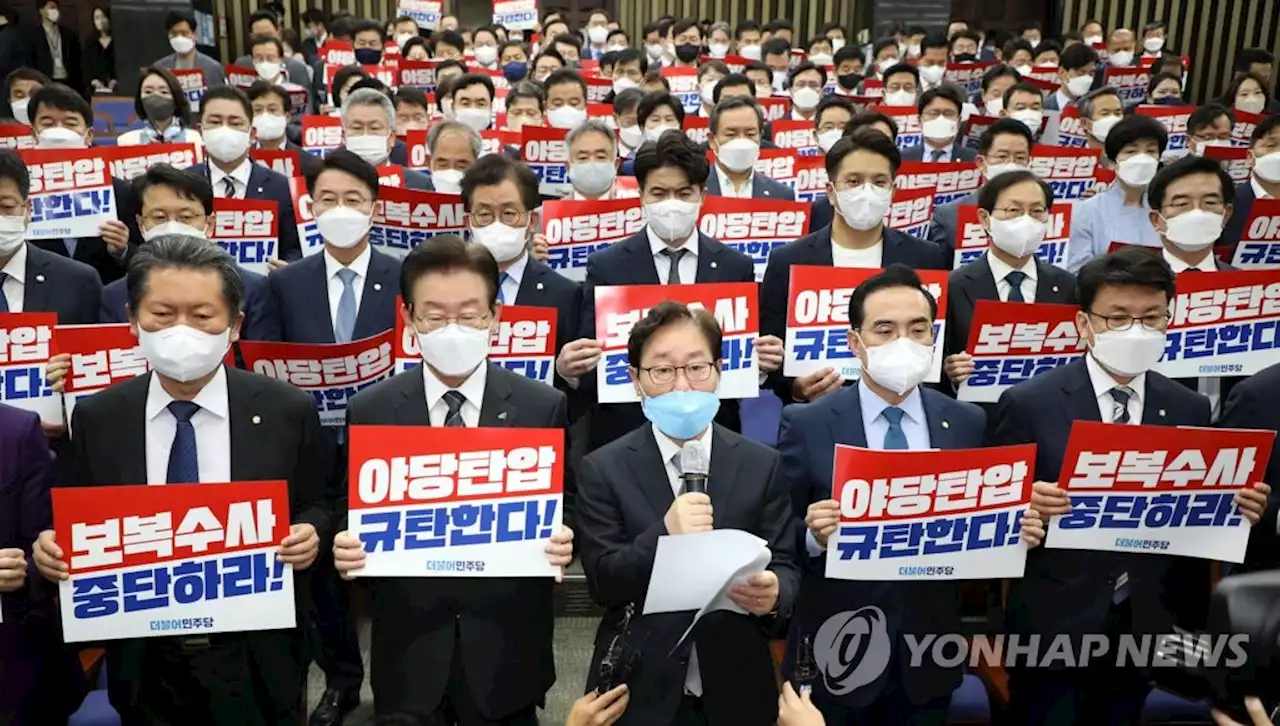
[[814, 689, 949, 726], [421, 636, 538, 726], [672, 695, 710, 726], [310, 556, 364, 692]]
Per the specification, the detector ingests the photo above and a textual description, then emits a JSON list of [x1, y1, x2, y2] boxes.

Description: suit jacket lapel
[[627, 231, 661, 284], [1060, 358, 1103, 424], [21, 246, 53, 313], [963, 255, 999, 309], [627, 424, 676, 519], [807, 229, 835, 266], [826, 386, 868, 449], [119, 375, 151, 485], [1033, 260, 1068, 301], [695, 233, 724, 282], [706, 172, 721, 196], [354, 250, 394, 339], [478, 363, 516, 426], [1140, 376, 1172, 425], [515, 259, 546, 305], [226, 368, 267, 481], [246, 164, 268, 198], [921, 392, 957, 449], [707, 425, 741, 513], [880, 230, 906, 266], [393, 368, 432, 426], [307, 256, 336, 344]]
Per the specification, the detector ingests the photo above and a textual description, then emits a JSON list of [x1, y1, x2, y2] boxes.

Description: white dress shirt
[[211, 159, 253, 199], [652, 425, 713, 697], [831, 240, 884, 268], [987, 251, 1038, 302], [1252, 175, 1273, 200], [1161, 247, 1216, 273], [423, 362, 488, 427], [0, 243, 27, 313], [1085, 353, 1145, 425], [500, 252, 529, 304], [922, 142, 953, 163], [144, 367, 232, 485], [1160, 247, 1222, 414], [325, 246, 371, 334], [714, 165, 754, 198], [1053, 90, 1072, 111], [647, 227, 699, 284]]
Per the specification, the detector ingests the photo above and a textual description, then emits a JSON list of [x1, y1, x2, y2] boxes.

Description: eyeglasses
[[1162, 199, 1227, 215], [471, 208, 526, 227], [1087, 311, 1170, 331], [642, 362, 716, 385], [992, 206, 1049, 220], [415, 312, 492, 332]]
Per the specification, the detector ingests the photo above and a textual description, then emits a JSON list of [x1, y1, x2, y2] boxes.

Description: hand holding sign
[[944, 351, 975, 384], [804, 499, 840, 548], [278, 523, 319, 569], [33, 530, 67, 582], [556, 338, 602, 378], [333, 530, 365, 580], [1234, 483, 1271, 525], [531, 233, 550, 262], [544, 525, 574, 582], [792, 368, 842, 402], [1019, 509, 1046, 548], [0, 548, 27, 592], [99, 219, 130, 253], [756, 335, 784, 373], [45, 353, 70, 393], [1031, 481, 1071, 516]]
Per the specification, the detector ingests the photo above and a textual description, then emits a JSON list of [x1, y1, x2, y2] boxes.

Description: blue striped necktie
[[166, 401, 201, 484]]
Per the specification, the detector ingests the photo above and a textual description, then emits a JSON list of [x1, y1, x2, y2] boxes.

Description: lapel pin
[[1159, 409, 1166, 417], [536, 282, 545, 290], [252, 415, 261, 425], [710, 261, 718, 269], [942, 420, 950, 429], [1052, 285, 1059, 293], [35, 274, 45, 283], [373, 282, 382, 291], [498, 411, 508, 421]]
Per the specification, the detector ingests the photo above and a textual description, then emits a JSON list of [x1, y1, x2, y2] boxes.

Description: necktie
[[496, 271, 510, 304], [1005, 270, 1028, 303], [442, 390, 467, 427], [930, 147, 946, 162], [166, 401, 201, 484], [882, 407, 908, 450], [63, 238, 77, 258], [0, 271, 8, 313], [223, 176, 237, 199], [334, 268, 358, 343], [659, 248, 688, 285], [1109, 386, 1133, 424]]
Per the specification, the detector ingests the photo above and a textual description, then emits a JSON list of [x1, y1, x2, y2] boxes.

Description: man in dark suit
[[341, 88, 434, 191], [1220, 361, 1280, 572], [30, 1, 81, 95], [781, 264, 988, 725], [705, 95, 796, 200], [900, 85, 979, 163], [34, 235, 332, 726], [988, 247, 1269, 726], [423, 119, 484, 195], [233, 9, 312, 89], [943, 170, 1076, 392], [26, 84, 143, 284], [1221, 113, 1280, 252], [0, 403, 87, 726], [187, 86, 302, 262], [760, 130, 948, 406], [248, 80, 325, 179], [557, 131, 783, 453], [576, 301, 800, 726], [332, 236, 574, 725]]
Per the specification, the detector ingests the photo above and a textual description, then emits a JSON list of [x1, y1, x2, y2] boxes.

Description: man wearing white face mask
[[1076, 87, 1124, 155], [331, 235, 575, 724], [990, 245, 1271, 726], [339, 88, 433, 191], [35, 235, 332, 726], [1045, 43, 1098, 111], [449, 73, 495, 134], [188, 86, 301, 262], [706, 96, 795, 200], [881, 64, 920, 108], [696, 61, 729, 117], [247, 81, 325, 179], [787, 62, 826, 122], [584, 10, 611, 60], [943, 171, 1076, 391], [543, 69, 590, 130], [4, 69, 49, 127], [901, 86, 979, 163], [786, 265, 1004, 726], [761, 131, 947, 406], [425, 120, 480, 196], [566, 119, 622, 201], [928, 119, 1035, 259], [155, 10, 226, 89], [1068, 115, 1168, 272], [1222, 114, 1280, 251]]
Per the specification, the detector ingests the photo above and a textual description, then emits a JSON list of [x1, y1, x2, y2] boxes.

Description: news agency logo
[[813, 606, 892, 695], [900, 632, 1249, 669]]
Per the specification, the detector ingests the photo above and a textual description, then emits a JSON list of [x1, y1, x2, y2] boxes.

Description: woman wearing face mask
[[1223, 73, 1270, 117], [117, 67, 203, 148], [638, 92, 686, 144], [1146, 72, 1184, 106], [85, 6, 117, 94]]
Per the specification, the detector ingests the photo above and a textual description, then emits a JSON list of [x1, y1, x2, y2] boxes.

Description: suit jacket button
[[678, 656, 689, 666]]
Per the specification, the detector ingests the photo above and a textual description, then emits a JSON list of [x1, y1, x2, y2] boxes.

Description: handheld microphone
[[679, 441, 709, 495]]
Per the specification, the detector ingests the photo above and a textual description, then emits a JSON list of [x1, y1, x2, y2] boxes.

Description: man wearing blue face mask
[[575, 301, 800, 726]]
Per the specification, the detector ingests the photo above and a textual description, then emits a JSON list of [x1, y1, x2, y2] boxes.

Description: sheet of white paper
[[669, 544, 773, 651], [642, 529, 768, 615]]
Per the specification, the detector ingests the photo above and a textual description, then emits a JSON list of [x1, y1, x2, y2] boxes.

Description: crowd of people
[[0, 4, 1279, 726]]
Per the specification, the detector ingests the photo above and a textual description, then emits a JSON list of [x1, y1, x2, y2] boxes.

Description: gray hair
[[427, 120, 482, 160], [126, 235, 244, 317], [709, 21, 731, 39], [342, 88, 396, 130], [566, 118, 618, 154], [1077, 86, 1121, 120]]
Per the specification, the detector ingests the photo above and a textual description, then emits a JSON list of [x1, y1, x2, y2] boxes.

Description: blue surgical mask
[[641, 390, 720, 440], [354, 47, 383, 65], [502, 61, 529, 82]]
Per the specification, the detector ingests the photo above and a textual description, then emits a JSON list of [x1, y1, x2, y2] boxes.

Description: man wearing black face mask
[[949, 30, 981, 63], [671, 18, 703, 68], [350, 19, 386, 66], [832, 44, 865, 96]]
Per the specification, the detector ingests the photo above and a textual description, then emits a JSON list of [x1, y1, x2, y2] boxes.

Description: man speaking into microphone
[[576, 301, 800, 726]]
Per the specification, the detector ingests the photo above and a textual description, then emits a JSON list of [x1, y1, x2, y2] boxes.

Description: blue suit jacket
[[30, 176, 142, 284], [988, 357, 1213, 649], [267, 247, 401, 344], [1220, 361, 1280, 571], [705, 168, 796, 200], [188, 162, 302, 260], [778, 384, 984, 707], [20, 243, 102, 324], [927, 191, 980, 264], [515, 257, 581, 366], [403, 167, 434, 192], [759, 225, 949, 403], [1221, 180, 1255, 253], [100, 266, 281, 342], [899, 142, 979, 163]]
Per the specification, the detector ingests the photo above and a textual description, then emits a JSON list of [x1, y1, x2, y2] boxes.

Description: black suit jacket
[[268, 247, 401, 344], [778, 384, 985, 707], [283, 141, 326, 179], [988, 358, 1213, 656], [188, 162, 302, 260], [31, 177, 142, 284], [67, 367, 333, 721], [345, 364, 568, 719], [1218, 361, 1280, 572], [30, 22, 82, 92], [515, 257, 582, 381], [20, 243, 101, 324], [100, 266, 281, 342], [1221, 180, 1256, 253], [705, 168, 797, 200], [944, 254, 1077, 361], [577, 423, 800, 726], [760, 225, 949, 404], [900, 142, 979, 163], [577, 228, 755, 451]]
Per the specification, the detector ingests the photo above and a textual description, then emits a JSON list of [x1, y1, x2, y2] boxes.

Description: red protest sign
[[956, 301, 1083, 403], [697, 196, 812, 279], [238, 331, 396, 426], [1231, 199, 1280, 269], [251, 148, 303, 179]]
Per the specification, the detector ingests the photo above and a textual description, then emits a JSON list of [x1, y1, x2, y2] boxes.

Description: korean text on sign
[[301, 115, 344, 158], [782, 265, 948, 383], [53, 481, 295, 643], [1103, 66, 1152, 107], [697, 197, 810, 282], [661, 67, 699, 115], [1156, 268, 1280, 378], [1046, 422, 1275, 562], [211, 198, 279, 275], [792, 154, 829, 203], [827, 444, 1035, 580], [397, 0, 442, 30], [770, 120, 819, 156], [101, 143, 201, 182], [1204, 145, 1253, 184], [894, 160, 982, 208], [392, 300, 559, 387], [1230, 199, 1280, 269], [1029, 144, 1101, 202], [873, 106, 922, 150], [53, 323, 147, 420], [19, 148, 117, 240], [0, 123, 35, 150], [594, 282, 760, 404], [0, 312, 60, 425], [956, 301, 1084, 403], [251, 148, 302, 179], [943, 61, 997, 97], [348, 425, 563, 577], [521, 125, 570, 197], [884, 187, 934, 240], [952, 203, 1073, 268], [371, 186, 469, 258], [239, 331, 396, 427], [540, 197, 645, 281], [492, 0, 538, 31], [289, 178, 322, 256], [1135, 104, 1193, 159], [1050, 105, 1089, 149]]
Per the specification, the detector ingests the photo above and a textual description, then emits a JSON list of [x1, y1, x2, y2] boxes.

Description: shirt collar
[[986, 249, 1038, 283], [1161, 246, 1216, 272], [503, 251, 530, 287], [1084, 351, 1146, 404], [324, 244, 372, 280], [857, 377, 927, 430], [1253, 175, 1273, 200], [647, 226, 700, 258], [145, 365, 230, 422], [651, 422, 713, 468], [1, 241, 27, 284], [714, 164, 753, 195], [422, 360, 489, 414], [210, 158, 253, 187]]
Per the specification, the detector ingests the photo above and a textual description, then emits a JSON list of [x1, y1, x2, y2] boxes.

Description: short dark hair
[[330, 65, 369, 102], [882, 62, 920, 85], [1146, 71, 1182, 97], [509, 81, 546, 112], [136, 67, 192, 125], [613, 87, 642, 115], [0, 149, 30, 198], [249, 33, 283, 59], [1060, 42, 1098, 72], [402, 37, 429, 58], [713, 74, 754, 104], [450, 73, 495, 103], [982, 64, 1021, 92], [634, 131, 709, 190], [30, 83, 91, 126], [1235, 48, 1276, 73], [1254, 113, 1280, 143], [435, 30, 465, 53], [979, 117, 1034, 154], [844, 110, 900, 140], [1003, 38, 1033, 60], [393, 87, 430, 114], [672, 18, 701, 39], [460, 153, 539, 213], [5, 68, 50, 97], [976, 169, 1054, 211], [1003, 81, 1044, 108], [735, 19, 761, 40], [825, 127, 902, 178], [637, 91, 686, 126], [1187, 103, 1235, 137], [1103, 115, 1169, 161], [613, 48, 647, 74], [847, 264, 938, 329], [816, 95, 856, 128], [917, 84, 964, 114], [399, 233, 500, 309], [247, 80, 292, 114], [248, 9, 278, 29], [200, 85, 253, 120], [921, 33, 950, 55], [301, 8, 328, 26], [626, 301, 723, 369], [552, 33, 582, 51], [1076, 245, 1176, 313], [306, 148, 380, 200], [762, 37, 791, 59], [709, 95, 762, 136], [834, 44, 864, 67], [544, 69, 587, 99], [133, 164, 214, 215], [1147, 154, 1236, 210], [1032, 39, 1062, 59], [165, 10, 196, 33], [872, 38, 899, 60], [950, 29, 982, 51], [127, 235, 245, 317], [348, 18, 383, 42], [698, 60, 730, 83], [788, 61, 827, 88]]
